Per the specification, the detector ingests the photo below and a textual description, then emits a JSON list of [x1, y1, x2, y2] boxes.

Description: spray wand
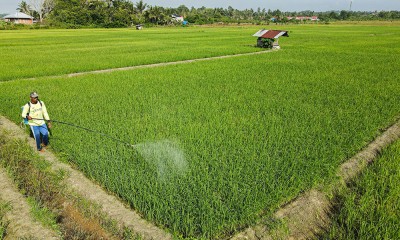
[[26, 118, 136, 148]]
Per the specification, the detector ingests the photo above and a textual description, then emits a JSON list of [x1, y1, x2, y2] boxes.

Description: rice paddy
[[0, 23, 399, 238]]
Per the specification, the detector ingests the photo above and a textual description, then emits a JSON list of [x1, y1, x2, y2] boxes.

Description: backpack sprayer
[[21, 117, 136, 148], [21, 92, 136, 149]]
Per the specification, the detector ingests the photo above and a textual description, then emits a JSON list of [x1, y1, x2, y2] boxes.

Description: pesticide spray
[[133, 139, 188, 180], [26, 118, 188, 180]]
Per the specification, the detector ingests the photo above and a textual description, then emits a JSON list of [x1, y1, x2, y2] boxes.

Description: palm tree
[[144, 6, 165, 24], [135, 0, 147, 14], [17, 1, 31, 15], [176, 4, 189, 17]]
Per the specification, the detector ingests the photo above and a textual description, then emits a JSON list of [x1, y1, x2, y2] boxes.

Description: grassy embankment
[[0, 130, 131, 239], [0, 201, 10, 239], [0, 23, 399, 238]]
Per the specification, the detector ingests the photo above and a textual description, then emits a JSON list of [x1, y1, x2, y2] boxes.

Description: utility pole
[[350, 1, 352, 11]]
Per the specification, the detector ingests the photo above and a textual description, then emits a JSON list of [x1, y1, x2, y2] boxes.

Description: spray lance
[[23, 119, 190, 178], [24, 118, 136, 148]]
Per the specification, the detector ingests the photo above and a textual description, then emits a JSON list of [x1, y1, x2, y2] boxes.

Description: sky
[[1, 0, 400, 14]]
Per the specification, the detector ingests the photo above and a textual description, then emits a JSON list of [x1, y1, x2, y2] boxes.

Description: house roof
[[253, 29, 289, 39], [3, 12, 34, 19]]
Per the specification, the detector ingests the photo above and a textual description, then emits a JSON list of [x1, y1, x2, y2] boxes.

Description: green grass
[[0, 24, 399, 238], [324, 139, 400, 239], [26, 196, 61, 234], [0, 201, 11, 240]]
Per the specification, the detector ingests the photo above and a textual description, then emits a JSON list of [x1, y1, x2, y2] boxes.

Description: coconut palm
[[144, 6, 166, 24], [135, 0, 147, 14], [17, 1, 31, 15]]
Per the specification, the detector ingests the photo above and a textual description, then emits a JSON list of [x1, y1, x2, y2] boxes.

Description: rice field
[[0, 27, 263, 81], [325, 139, 400, 239], [1, 24, 399, 238]]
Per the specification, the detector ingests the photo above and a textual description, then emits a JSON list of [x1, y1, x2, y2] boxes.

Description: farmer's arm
[[42, 102, 51, 121], [21, 104, 29, 119], [42, 102, 52, 128]]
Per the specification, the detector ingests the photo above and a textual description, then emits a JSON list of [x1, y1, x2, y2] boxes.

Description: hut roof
[[253, 29, 289, 39], [3, 12, 34, 20]]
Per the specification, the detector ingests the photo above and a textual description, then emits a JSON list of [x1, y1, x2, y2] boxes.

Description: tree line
[[9, 0, 400, 28]]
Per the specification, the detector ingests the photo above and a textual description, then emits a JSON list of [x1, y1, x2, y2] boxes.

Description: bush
[[66, 24, 81, 29], [258, 38, 275, 48], [103, 21, 128, 28]]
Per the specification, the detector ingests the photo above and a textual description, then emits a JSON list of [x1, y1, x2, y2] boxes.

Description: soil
[[0, 116, 171, 240]]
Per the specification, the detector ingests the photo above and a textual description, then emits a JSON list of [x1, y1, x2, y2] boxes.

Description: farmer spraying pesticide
[[21, 92, 52, 152]]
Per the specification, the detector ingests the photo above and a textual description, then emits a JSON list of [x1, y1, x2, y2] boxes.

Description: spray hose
[[24, 118, 135, 147]]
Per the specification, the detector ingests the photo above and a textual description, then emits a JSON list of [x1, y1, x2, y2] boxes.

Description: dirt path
[[11, 50, 275, 82], [0, 116, 172, 240], [231, 119, 400, 240], [0, 167, 60, 240]]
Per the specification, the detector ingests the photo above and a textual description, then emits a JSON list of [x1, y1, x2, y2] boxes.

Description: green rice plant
[[0, 27, 264, 81], [0, 24, 399, 238], [324, 139, 400, 239]]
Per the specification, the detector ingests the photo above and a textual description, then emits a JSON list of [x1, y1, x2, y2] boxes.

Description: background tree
[[29, 0, 54, 22], [43, 0, 55, 18], [17, 1, 31, 15], [176, 4, 189, 17], [29, 0, 44, 22], [134, 0, 147, 23], [340, 10, 350, 20], [144, 6, 167, 24], [135, 0, 147, 14], [43, 0, 400, 28]]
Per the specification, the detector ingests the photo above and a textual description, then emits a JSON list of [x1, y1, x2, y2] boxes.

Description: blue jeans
[[30, 124, 49, 150]]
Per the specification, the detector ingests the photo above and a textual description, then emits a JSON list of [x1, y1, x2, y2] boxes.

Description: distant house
[[253, 29, 289, 49], [286, 16, 319, 21], [171, 14, 184, 22], [271, 16, 319, 22], [3, 12, 34, 24]]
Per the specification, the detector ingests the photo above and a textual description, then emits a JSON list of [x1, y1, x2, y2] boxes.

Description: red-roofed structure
[[253, 29, 289, 48]]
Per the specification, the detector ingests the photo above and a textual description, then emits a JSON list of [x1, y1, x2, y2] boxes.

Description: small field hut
[[253, 29, 289, 49], [3, 12, 34, 24]]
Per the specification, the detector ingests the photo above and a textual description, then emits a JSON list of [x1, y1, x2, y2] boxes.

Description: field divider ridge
[[17, 50, 276, 82], [231, 118, 400, 240], [0, 167, 60, 239], [0, 116, 172, 240]]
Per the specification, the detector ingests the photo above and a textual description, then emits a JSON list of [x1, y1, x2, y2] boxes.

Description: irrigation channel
[[2, 115, 400, 239]]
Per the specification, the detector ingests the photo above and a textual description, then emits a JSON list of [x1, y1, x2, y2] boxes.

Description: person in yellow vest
[[21, 92, 52, 152]]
